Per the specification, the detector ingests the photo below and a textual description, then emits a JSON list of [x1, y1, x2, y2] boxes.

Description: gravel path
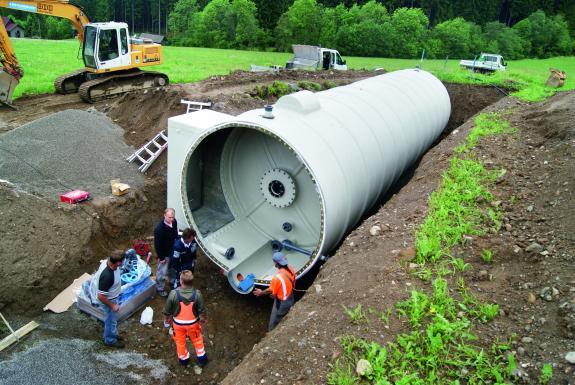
[[0, 109, 144, 199], [0, 338, 169, 385]]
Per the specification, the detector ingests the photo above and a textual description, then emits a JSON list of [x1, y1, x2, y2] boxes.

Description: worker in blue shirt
[[171, 228, 198, 288]]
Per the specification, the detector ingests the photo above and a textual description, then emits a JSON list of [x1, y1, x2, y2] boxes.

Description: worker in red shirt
[[253, 252, 296, 331]]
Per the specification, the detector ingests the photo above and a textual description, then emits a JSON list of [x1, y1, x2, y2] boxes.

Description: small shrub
[[322, 80, 337, 89], [297, 80, 321, 91], [251, 81, 293, 99], [450, 256, 471, 272], [343, 304, 369, 325], [481, 249, 494, 263], [539, 363, 553, 384]]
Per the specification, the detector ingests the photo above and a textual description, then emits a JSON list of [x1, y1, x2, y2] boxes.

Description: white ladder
[[180, 99, 212, 114], [127, 130, 168, 172]]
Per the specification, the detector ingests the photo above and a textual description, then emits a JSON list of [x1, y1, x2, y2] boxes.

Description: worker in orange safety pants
[[163, 270, 208, 366]]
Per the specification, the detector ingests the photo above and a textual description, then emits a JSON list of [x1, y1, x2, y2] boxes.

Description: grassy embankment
[[326, 113, 558, 384], [10, 38, 575, 101]]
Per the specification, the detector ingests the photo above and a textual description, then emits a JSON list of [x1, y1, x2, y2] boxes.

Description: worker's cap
[[272, 252, 288, 266]]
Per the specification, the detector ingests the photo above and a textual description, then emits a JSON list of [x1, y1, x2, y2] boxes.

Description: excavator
[[0, 0, 168, 106]]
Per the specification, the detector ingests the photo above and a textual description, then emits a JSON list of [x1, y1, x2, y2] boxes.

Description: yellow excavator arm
[[0, 0, 90, 106]]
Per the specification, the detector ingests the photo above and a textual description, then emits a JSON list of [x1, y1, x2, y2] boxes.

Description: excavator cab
[[83, 22, 131, 71]]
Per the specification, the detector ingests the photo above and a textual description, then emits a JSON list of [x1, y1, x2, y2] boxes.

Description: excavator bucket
[[0, 68, 18, 108]]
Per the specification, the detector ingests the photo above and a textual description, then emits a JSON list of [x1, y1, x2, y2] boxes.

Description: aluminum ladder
[[180, 99, 212, 114], [126, 130, 168, 173]]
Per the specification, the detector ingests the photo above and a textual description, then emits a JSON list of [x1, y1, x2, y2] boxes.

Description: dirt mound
[[0, 109, 143, 199]]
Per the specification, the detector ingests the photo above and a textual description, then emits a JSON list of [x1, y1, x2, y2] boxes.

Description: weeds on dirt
[[328, 113, 523, 384], [481, 249, 494, 263], [458, 112, 516, 153], [343, 304, 369, 325], [379, 307, 393, 326], [252, 80, 327, 100], [322, 80, 338, 89], [330, 278, 513, 384], [416, 113, 514, 264], [252, 81, 292, 99], [297, 80, 322, 91], [415, 157, 497, 263], [539, 363, 553, 384]]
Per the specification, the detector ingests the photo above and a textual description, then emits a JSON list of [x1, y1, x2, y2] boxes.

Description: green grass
[[481, 249, 494, 263], [328, 113, 518, 384], [415, 113, 514, 264], [539, 363, 553, 384], [332, 281, 511, 384], [9, 38, 575, 101]]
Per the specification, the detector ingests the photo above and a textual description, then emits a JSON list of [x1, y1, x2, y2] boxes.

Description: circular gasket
[[259, 169, 296, 208], [121, 272, 138, 283]]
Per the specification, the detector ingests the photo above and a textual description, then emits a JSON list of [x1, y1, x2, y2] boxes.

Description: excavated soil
[[0, 70, 573, 385]]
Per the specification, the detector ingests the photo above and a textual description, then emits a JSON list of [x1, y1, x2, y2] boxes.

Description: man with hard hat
[[253, 252, 296, 331]]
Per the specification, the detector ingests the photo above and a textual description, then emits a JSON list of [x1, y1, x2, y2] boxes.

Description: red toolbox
[[60, 189, 90, 204]]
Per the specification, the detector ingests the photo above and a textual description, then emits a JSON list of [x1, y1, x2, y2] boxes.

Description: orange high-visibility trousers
[[172, 322, 206, 365]]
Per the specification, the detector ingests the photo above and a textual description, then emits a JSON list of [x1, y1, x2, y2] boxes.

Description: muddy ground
[[0, 69, 573, 385]]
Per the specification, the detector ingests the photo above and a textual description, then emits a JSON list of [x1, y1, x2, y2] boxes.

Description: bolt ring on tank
[[259, 168, 296, 208]]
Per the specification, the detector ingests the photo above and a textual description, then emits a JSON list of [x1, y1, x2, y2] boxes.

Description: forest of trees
[[4, 0, 574, 59]]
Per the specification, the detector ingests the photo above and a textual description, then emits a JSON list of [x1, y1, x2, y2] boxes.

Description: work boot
[[104, 340, 125, 348]]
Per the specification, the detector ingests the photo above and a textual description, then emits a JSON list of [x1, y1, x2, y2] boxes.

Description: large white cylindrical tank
[[167, 69, 450, 292]]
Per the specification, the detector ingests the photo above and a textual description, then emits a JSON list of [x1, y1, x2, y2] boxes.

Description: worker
[[163, 270, 208, 367], [96, 250, 126, 348], [171, 228, 198, 288], [253, 252, 296, 331], [154, 208, 178, 297]]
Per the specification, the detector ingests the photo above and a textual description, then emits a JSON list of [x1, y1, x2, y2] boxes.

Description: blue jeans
[[156, 258, 170, 291], [102, 297, 119, 344]]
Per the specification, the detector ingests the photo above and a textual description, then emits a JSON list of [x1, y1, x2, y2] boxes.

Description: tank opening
[[182, 125, 323, 290], [268, 180, 285, 198], [185, 129, 235, 236]]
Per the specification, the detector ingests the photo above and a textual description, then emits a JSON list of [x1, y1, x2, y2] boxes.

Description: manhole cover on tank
[[259, 168, 296, 208]]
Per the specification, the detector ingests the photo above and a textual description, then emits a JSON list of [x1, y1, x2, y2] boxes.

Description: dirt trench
[[0, 71, 512, 384]]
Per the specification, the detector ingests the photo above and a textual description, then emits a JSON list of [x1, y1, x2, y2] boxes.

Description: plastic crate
[[76, 278, 156, 322]]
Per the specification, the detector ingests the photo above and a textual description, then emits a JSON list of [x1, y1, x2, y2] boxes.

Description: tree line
[[3, 0, 573, 59]]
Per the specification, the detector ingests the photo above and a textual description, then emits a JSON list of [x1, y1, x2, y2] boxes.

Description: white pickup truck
[[286, 45, 347, 71], [460, 53, 506, 73]]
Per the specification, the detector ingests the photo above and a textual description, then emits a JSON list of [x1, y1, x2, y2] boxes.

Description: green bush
[[297, 80, 321, 91]]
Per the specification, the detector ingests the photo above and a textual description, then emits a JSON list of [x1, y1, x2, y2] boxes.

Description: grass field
[[10, 38, 575, 101]]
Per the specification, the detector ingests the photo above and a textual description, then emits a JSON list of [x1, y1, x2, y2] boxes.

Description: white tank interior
[[181, 125, 323, 288]]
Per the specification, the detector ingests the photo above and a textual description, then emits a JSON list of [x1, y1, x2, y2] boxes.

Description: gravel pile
[[0, 109, 144, 199], [0, 338, 169, 385]]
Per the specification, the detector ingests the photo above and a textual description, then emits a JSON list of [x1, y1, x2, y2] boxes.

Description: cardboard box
[[110, 179, 130, 196]]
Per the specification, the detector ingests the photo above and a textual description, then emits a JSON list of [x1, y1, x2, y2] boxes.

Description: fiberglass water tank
[[167, 69, 451, 293]]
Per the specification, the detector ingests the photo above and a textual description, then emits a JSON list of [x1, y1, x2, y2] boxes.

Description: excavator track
[[54, 69, 90, 94], [78, 70, 169, 103]]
